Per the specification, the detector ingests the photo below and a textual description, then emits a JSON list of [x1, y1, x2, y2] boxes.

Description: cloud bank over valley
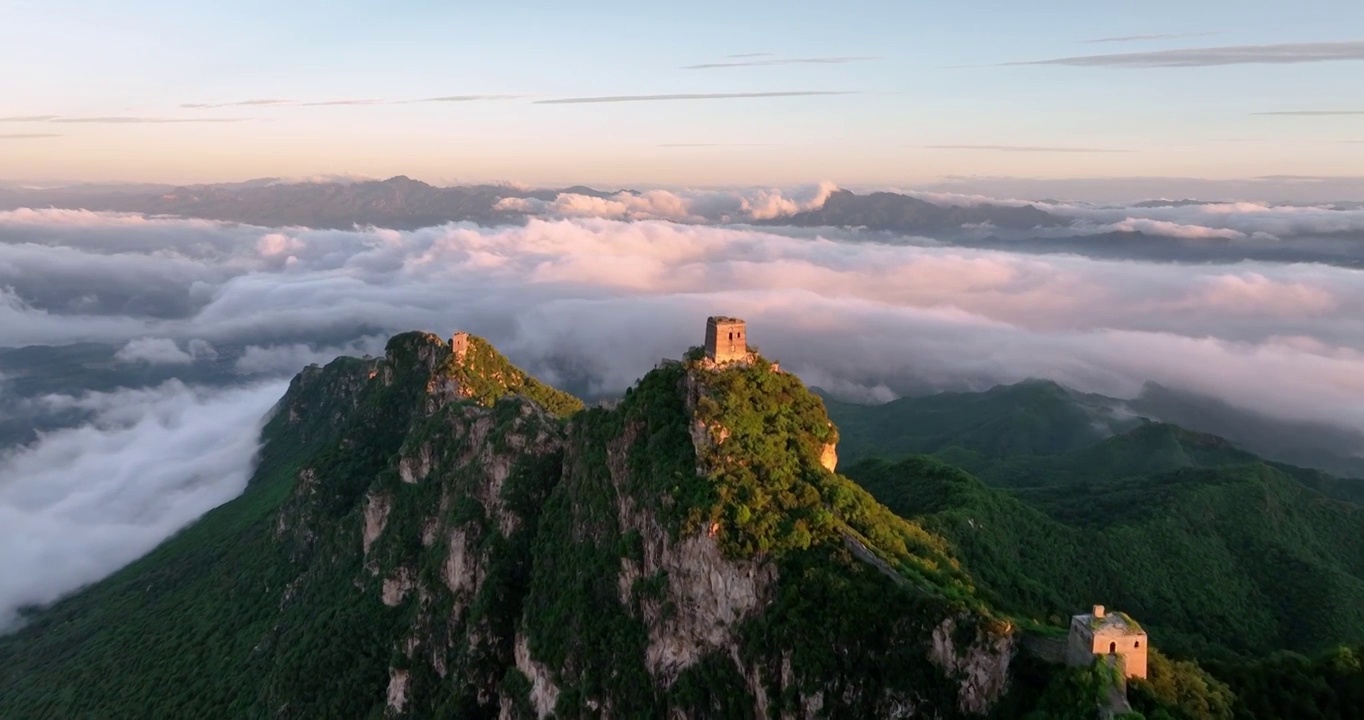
[[2, 184, 1364, 627]]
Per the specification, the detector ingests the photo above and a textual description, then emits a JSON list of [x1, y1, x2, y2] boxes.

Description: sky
[[1, 1, 1363, 188]]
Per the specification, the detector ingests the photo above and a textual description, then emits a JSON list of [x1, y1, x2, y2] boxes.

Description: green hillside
[[823, 379, 1364, 483], [823, 380, 1136, 468], [845, 455, 1364, 659], [4, 337, 1361, 719], [0, 333, 1019, 719], [972, 421, 1260, 491], [0, 333, 584, 718]]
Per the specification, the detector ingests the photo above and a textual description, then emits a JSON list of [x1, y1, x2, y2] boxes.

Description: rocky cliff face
[[250, 333, 1015, 717]]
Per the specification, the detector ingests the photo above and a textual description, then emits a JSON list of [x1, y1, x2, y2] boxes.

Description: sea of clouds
[[1, 196, 1363, 626]]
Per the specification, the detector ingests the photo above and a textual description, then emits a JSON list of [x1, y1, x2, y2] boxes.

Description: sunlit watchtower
[[704, 316, 748, 363], [1066, 605, 1148, 679]]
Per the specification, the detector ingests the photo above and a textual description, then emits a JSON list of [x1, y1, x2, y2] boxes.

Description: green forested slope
[[0, 333, 580, 718], [0, 335, 1018, 719], [823, 380, 1131, 466], [845, 455, 1364, 659], [834, 387, 1364, 719], [4, 338, 1361, 719]]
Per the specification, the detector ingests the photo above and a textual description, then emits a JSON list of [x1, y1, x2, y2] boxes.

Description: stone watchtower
[[451, 332, 470, 365], [1066, 605, 1148, 679], [704, 316, 748, 363]]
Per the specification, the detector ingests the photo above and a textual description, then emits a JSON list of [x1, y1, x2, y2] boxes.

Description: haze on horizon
[[2, 0, 1363, 196]]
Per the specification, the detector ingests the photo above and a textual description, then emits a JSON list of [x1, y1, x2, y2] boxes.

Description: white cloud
[[2, 209, 1363, 447], [0, 380, 285, 628], [1051, 201, 1364, 239], [233, 336, 388, 375], [186, 338, 219, 360], [493, 182, 839, 223], [1090, 218, 1246, 240], [114, 337, 194, 364]]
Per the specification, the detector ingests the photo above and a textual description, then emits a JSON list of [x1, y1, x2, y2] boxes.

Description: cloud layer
[[1082, 32, 1220, 44], [492, 182, 839, 222], [681, 56, 878, 70], [2, 206, 1362, 428], [1009, 40, 1364, 68], [0, 380, 285, 627], [3, 201, 1364, 625], [920, 144, 1132, 153], [533, 91, 856, 104]]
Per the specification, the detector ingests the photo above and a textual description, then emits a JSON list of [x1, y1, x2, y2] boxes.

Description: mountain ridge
[[0, 330, 1017, 719]]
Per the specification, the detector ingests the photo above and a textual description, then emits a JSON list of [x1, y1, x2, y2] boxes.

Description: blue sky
[[1, 0, 1361, 187]]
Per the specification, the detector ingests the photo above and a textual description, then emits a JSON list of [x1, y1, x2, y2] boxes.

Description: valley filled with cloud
[[2, 185, 1363, 625]]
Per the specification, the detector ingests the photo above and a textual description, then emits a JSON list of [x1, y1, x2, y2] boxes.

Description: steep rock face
[[820, 441, 838, 473], [364, 394, 567, 715], [931, 616, 1017, 715], [612, 417, 778, 682]]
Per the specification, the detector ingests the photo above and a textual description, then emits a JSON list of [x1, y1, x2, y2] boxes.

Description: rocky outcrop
[[638, 531, 774, 681], [610, 418, 777, 683], [397, 443, 432, 484], [363, 493, 391, 556], [819, 442, 838, 473], [514, 634, 561, 720], [382, 567, 414, 607], [386, 668, 411, 714], [441, 528, 482, 600], [930, 616, 1015, 715]]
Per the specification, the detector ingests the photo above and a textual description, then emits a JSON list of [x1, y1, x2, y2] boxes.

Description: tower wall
[[1092, 631, 1147, 679], [1066, 615, 1148, 679], [451, 332, 470, 364], [705, 316, 748, 363]]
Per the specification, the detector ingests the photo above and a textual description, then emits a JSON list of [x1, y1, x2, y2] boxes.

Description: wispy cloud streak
[[1254, 110, 1364, 116], [920, 144, 1133, 153], [0, 133, 61, 139], [49, 117, 249, 124], [682, 56, 879, 69], [180, 99, 290, 108], [180, 95, 520, 108], [1082, 32, 1219, 44], [1006, 40, 1364, 68], [299, 99, 385, 107], [535, 91, 856, 104], [406, 94, 521, 103], [0, 115, 57, 122], [657, 143, 781, 147]]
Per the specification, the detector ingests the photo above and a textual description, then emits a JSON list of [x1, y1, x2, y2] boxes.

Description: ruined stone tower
[[1066, 605, 1148, 679], [451, 332, 470, 365], [705, 316, 748, 363]]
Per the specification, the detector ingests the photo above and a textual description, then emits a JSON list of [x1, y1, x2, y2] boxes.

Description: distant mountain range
[[0, 176, 1069, 233], [769, 188, 1063, 232], [8, 177, 1364, 268], [0, 176, 619, 229]]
